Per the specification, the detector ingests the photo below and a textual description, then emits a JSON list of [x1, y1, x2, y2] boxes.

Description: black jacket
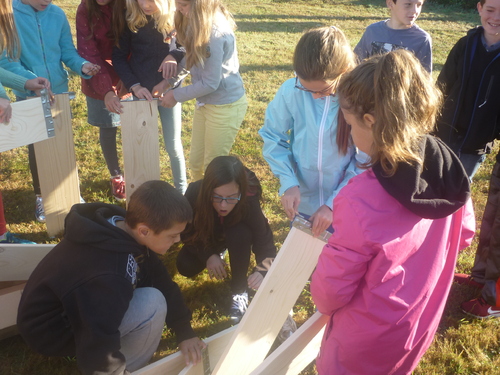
[[112, 15, 185, 92], [436, 26, 500, 155], [17, 203, 195, 375]]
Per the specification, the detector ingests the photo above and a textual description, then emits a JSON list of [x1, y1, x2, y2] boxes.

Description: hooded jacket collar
[[372, 135, 470, 219]]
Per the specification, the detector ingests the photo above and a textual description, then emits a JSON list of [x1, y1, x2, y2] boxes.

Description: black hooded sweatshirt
[[17, 203, 195, 375]]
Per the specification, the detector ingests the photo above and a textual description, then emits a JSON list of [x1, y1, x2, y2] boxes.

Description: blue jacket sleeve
[[59, 13, 91, 79], [259, 83, 300, 196]]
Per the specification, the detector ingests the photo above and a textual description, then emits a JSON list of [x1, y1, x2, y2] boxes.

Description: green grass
[[0, 0, 498, 374]]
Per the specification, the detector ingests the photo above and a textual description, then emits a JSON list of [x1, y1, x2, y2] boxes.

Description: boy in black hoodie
[[435, 0, 500, 180], [17, 180, 205, 375]]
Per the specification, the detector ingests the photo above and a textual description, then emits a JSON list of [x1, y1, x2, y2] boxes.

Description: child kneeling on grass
[[17, 180, 205, 374], [311, 50, 475, 374]]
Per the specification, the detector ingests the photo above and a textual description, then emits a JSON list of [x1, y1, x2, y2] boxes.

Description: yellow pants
[[189, 94, 248, 181]]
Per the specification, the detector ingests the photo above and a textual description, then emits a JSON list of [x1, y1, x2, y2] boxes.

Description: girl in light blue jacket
[[0, 0, 99, 222], [259, 26, 365, 237]]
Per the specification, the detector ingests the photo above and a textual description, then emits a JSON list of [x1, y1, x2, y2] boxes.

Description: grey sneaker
[[277, 313, 297, 343], [229, 291, 248, 323], [35, 195, 45, 222]]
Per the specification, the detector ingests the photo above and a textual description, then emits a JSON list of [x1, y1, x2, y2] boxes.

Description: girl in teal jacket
[[259, 26, 365, 236]]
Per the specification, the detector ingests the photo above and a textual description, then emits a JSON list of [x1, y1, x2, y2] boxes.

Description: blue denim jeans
[[158, 103, 187, 193], [457, 153, 486, 181], [119, 287, 167, 371]]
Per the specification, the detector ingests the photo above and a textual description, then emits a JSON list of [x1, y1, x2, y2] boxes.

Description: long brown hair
[[0, 0, 20, 60], [190, 156, 250, 246], [293, 26, 356, 155], [337, 50, 442, 176]]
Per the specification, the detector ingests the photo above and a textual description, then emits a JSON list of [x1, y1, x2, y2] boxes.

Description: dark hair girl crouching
[[177, 156, 276, 322]]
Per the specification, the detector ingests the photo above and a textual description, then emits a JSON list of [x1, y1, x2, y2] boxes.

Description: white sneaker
[[229, 291, 248, 323]]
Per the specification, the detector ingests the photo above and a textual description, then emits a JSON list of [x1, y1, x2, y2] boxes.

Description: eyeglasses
[[212, 194, 241, 204], [294, 77, 336, 97]]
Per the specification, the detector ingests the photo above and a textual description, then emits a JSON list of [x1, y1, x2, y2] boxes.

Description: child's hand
[[158, 54, 178, 80], [281, 186, 300, 221], [82, 63, 100, 76], [24, 77, 50, 92], [206, 253, 227, 279], [309, 205, 332, 237], [0, 98, 12, 124], [248, 271, 264, 290], [152, 79, 169, 98], [131, 85, 153, 101], [178, 337, 207, 366], [159, 90, 177, 108], [104, 91, 123, 114]]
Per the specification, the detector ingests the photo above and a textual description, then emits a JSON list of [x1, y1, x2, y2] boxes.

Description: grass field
[[1, 0, 500, 374]]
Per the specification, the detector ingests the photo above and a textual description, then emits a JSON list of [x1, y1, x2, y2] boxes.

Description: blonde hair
[[293, 26, 356, 83], [174, 0, 235, 69], [0, 0, 20, 60], [125, 0, 175, 40], [337, 50, 442, 176]]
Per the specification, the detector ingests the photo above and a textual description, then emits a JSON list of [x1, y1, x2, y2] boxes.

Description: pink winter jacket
[[311, 169, 475, 375]]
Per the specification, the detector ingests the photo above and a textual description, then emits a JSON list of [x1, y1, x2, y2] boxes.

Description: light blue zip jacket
[[0, 0, 90, 98], [259, 78, 365, 216]]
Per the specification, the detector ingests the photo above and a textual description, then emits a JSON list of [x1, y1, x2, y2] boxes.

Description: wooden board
[[0, 96, 51, 152], [212, 227, 327, 375], [34, 93, 81, 237], [133, 325, 237, 375], [120, 100, 160, 201], [0, 283, 25, 332], [0, 244, 54, 281], [249, 312, 328, 375]]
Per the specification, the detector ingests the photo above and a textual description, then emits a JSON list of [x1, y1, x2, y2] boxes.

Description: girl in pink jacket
[[310, 50, 476, 375]]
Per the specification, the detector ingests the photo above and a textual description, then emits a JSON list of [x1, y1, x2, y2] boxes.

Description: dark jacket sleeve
[[168, 38, 185, 64], [112, 26, 140, 91], [243, 195, 276, 274], [140, 251, 196, 343], [63, 275, 133, 375], [437, 36, 466, 97]]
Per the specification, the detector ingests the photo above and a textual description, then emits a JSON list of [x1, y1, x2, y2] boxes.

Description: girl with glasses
[[259, 26, 366, 237], [176, 156, 276, 323]]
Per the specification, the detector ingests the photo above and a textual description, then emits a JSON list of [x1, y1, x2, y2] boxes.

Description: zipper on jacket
[[317, 98, 330, 206], [36, 14, 52, 84], [478, 75, 494, 108]]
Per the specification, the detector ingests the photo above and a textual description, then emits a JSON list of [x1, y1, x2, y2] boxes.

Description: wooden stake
[[35, 93, 81, 237], [120, 100, 160, 201]]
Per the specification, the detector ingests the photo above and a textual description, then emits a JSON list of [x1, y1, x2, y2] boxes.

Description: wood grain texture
[[0, 244, 54, 281], [120, 100, 160, 201], [0, 96, 50, 152]]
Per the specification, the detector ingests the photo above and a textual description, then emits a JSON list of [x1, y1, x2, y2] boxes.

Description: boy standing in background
[[354, 0, 432, 72]]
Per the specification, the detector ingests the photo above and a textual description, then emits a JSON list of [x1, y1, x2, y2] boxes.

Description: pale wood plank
[[120, 100, 160, 201], [0, 283, 25, 331], [0, 97, 51, 152], [34, 93, 81, 237], [249, 312, 328, 375], [133, 325, 237, 375], [212, 227, 327, 375], [0, 244, 54, 281]]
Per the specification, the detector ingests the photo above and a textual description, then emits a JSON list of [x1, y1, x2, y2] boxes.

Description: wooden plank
[[0, 96, 51, 152], [249, 312, 328, 375], [0, 283, 25, 331], [120, 100, 160, 201], [133, 325, 237, 375], [0, 244, 54, 281], [212, 226, 327, 375], [34, 93, 81, 237]]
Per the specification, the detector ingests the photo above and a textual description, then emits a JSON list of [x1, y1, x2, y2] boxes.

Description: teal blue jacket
[[259, 78, 366, 216], [0, 0, 90, 98], [0, 67, 27, 100]]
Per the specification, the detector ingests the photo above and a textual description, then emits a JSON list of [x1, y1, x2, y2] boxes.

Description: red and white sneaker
[[110, 175, 126, 201], [461, 297, 500, 319], [454, 273, 484, 289]]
